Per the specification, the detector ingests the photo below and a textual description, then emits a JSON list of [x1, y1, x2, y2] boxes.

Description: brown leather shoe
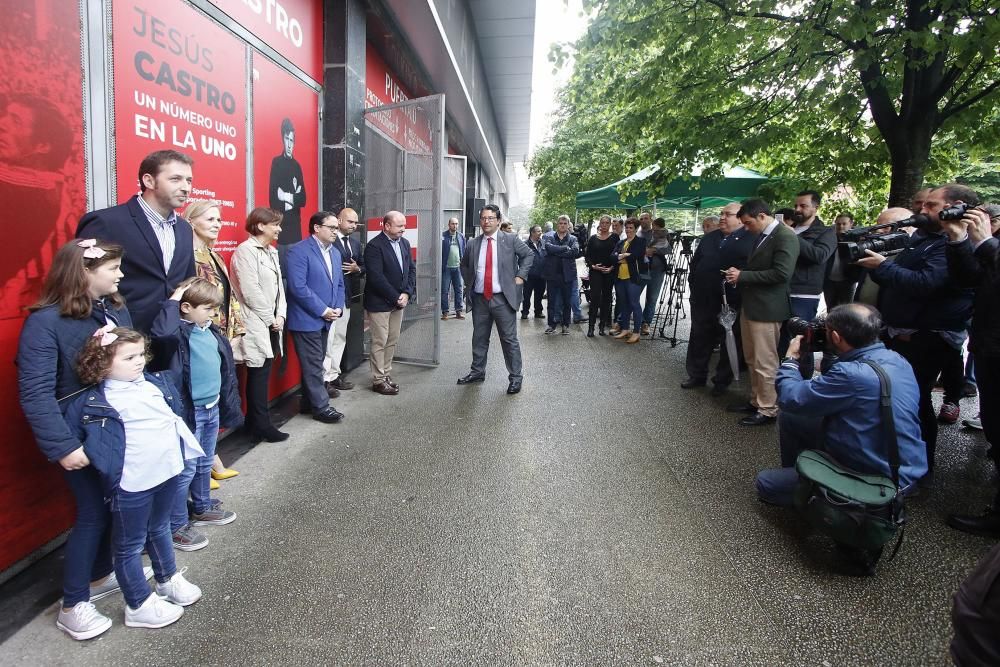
[[454, 312, 465, 319], [441, 314, 449, 320], [613, 330, 630, 339], [324, 382, 341, 398], [372, 381, 399, 395], [626, 332, 641, 344], [385, 376, 400, 390]]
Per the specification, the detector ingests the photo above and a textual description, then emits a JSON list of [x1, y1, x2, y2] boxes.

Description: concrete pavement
[[2, 313, 995, 665]]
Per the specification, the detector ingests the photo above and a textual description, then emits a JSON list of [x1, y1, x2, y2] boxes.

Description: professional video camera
[[837, 213, 933, 263]]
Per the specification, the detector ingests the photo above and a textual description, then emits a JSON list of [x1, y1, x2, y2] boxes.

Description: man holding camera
[[943, 205, 1000, 537], [757, 303, 926, 494], [755, 304, 927, 570], [724, 199, 800, 426], [856, 184, 976, 479]]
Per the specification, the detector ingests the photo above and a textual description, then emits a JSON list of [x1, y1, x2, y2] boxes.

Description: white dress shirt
[[386, 233, 404, 271], [313, 235, 334, 279], [104, 377, 204, 492], [474, 232, 502, 295]]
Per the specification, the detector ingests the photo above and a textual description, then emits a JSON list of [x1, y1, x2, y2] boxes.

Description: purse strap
[[860, 359, 900, 489]]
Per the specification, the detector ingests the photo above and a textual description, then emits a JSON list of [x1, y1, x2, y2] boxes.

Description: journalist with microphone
[[855, 184, 977, 480]]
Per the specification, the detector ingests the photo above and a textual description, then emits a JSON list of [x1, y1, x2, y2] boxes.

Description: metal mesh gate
[[363, 95, 445, 366]]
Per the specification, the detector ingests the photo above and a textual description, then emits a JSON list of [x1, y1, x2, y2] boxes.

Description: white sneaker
[[124, 593, 184, 629], [56, 601, 112, 640], [89, 566, 154, 602], [154, 569, 202, 607]]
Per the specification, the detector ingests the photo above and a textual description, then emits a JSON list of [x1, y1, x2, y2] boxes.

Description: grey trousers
[[291, 328, 330, 414], [469, 292, 522, 381]]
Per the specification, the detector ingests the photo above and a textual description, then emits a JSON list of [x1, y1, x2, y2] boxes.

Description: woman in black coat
[[612, 218, 648, 343]]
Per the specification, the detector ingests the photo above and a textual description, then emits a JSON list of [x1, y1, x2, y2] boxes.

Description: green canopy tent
[[575, 164, 770, 211]]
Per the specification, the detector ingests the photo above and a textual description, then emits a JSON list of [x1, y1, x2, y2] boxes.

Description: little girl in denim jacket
[[65, 326, 205, 630]]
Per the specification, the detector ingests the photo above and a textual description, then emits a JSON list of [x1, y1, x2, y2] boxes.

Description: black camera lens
[[939, 203, 972, 221]]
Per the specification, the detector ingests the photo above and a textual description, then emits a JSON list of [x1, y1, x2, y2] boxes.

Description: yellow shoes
[[211, 468, 239, 481], [210, 478, 220, 490]]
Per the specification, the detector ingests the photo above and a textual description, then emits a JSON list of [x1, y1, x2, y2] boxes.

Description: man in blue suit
[[322, 206, 365, 393], [286, 211, 347, 423], [77, 150, 197, 333], [363, 211, 416, 395]]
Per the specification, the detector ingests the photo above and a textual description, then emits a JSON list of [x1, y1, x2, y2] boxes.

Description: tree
[[534, 0, 1000, 210]]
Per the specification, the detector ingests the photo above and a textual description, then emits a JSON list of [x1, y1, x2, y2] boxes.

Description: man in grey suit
[[457, 204, 535, 394]]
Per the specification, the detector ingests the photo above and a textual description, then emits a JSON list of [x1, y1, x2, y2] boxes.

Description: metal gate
[[363, 95, 445, 366]]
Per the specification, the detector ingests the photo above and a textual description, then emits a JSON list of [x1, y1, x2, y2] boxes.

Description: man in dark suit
[[541, 216, 581, 335], [683, 202, 756, 395], [724, 198, 800, 426], [457, 204, 534, 394], [323, 206, 364, 393], [521, 225, 545, 319], [364, 211, 416, 395], [77, 150, 197, 333], [286, 211, 346, 424]]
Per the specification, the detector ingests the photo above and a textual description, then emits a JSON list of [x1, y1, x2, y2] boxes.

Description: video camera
[[837, 213, 933, 263]]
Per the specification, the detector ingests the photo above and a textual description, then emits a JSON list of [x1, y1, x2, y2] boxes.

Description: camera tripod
[[649, 238, 693, 347]]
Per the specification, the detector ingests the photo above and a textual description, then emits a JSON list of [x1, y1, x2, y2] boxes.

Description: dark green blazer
[[738, 221, 800, 322]]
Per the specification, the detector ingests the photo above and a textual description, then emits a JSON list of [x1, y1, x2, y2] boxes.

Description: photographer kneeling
[[755, 304, 928, 569]]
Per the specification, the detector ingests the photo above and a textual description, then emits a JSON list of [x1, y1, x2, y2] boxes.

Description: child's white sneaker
[[56, 601, 112, 640], [154, 569, 202, 606], [124, 593, 183, 628]]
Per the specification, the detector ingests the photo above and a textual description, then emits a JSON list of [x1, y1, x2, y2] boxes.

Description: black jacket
[[363, 232, 416, 312], [946, 235, 1000, 357], [150, 300, 244, 431], [612, 235, 649, 285], [790, 218, 837, 294], [688, 228, 756, 307], [872, 230, 974, 332]]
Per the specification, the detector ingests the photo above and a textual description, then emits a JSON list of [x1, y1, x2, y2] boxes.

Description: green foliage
[[530, 0, 1000, 221]]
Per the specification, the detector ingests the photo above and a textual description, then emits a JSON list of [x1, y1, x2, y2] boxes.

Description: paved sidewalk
[[2, 314, 994, 665]]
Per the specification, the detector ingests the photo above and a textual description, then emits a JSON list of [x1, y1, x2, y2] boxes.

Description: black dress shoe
[[680, 378, 706, 389], [534, 314, 545, 319], [331, 377, 354, 390], [313, 407, 344, 423], [947, 509, 1000, 538], [739, 412, 776, 426], [507, 379, 522, 394], [254, 426, 289, 443], [726, 402, 757, 413], [709, 384, 728, 397], [457, 372, 486, 385], [325, 382, 341, 398], [520, 313, 528, 320]]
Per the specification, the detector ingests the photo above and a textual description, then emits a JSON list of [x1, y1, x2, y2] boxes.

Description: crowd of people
[[14, 145, 1000, 649], [16, 150, 416, 639]]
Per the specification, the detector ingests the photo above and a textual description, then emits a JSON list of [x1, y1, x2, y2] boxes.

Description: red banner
[[112, 0, 247, 250], [207, 0, 322, 82], [365, 44, 433, 154], [0, 0, 85, 572], [252, 52, 319, 396], [366, 215, 419, 259]]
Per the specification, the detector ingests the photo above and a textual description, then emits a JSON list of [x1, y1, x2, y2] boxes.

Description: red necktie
[[484, 237, 494, 300]]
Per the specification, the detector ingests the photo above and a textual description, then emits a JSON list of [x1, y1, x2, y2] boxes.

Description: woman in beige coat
[[231, 207, 288, 443]]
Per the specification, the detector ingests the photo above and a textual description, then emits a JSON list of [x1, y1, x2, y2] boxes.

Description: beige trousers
[[740, 313, 782, 417], [368, 309, 403, 383]]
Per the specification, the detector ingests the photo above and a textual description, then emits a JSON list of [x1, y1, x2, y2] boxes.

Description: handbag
[[793, 360, 907, 557]]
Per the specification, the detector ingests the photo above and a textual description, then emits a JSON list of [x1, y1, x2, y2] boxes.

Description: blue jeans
[[616, 280, 644, 333], [62, 467, 114, 606], [546, 280, 572, 327], [642, 268, 667, 324], [111, 476, 178, 608], [755, 467, 800, 507], [171, 404, 219, 532], [570, 279, 583, 320], [441, 266, 464, 314]]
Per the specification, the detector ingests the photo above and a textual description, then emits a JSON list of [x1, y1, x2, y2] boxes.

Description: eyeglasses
[[480, 216, 497, 222], [319, 224, 338, 230]]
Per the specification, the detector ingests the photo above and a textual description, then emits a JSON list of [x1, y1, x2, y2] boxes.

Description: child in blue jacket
[[66, 326, 204, 629], [150, 277, 244, 552]]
